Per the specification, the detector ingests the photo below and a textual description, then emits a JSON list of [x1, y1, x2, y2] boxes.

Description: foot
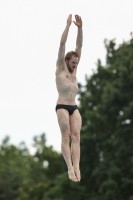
[[68, 169, 78, 182], [74, 168, 81, 182]]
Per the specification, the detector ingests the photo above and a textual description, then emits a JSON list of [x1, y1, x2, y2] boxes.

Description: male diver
[[55, 14, 83, 182]]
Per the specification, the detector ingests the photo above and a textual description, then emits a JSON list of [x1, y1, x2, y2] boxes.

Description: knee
[[62, 132, 70, 144], [71, 131, 80, 143]]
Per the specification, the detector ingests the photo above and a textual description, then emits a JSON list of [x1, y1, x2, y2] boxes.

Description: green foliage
[[1, 33, 133, 199], [0, 134, 65, 200], [44, 172, 86, 200], [0, 136, 31, 200], [78, 33, 133, 200]]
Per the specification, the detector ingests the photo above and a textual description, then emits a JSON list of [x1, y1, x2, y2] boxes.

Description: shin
[[61, 131, 73, 171], [71, 132, 80, 170]]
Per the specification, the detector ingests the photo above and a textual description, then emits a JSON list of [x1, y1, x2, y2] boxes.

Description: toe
[[74, 169, 81, 182], [68, 170, 78, 182]]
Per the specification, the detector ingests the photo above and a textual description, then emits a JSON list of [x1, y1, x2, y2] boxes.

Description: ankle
[[73, 166, 80, 171], [68, 167, 74, 172]]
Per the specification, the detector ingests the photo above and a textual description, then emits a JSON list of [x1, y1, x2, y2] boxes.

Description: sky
[[0, 0, 133, 153]]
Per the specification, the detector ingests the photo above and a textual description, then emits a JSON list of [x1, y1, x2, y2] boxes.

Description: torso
[[55, 62, 78, 105]]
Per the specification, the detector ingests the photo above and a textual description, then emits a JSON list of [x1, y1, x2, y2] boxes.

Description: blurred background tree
[[45, 33, 133, 200], [0, 136, 31, 200], [78, 33, 133, 200], [0, 134, 66, 200], [1, 33, 133, 200]]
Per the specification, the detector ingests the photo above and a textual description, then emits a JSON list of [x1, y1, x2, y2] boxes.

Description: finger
[[75, 14, 78, 19], [69, 14, 72, 18], [77, 15, 81, 21], [77, 15, 80, 21]]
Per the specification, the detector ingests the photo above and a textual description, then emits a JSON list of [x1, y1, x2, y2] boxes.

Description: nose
[[72, 62, 78, 68]]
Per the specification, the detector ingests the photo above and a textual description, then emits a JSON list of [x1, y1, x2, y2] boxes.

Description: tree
[[0, 136, 31, 200], [78, 33, 133, 200], [1, 33, 133, 200], [40, 33, 133, 200], [0, 134, 66, 200], [15, 133, 66, 200]]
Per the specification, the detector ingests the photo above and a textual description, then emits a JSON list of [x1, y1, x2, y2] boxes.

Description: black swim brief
[[55, 104, 78, 115]]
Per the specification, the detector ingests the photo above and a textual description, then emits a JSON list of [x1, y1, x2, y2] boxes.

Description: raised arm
[[73, 15, 83, 61], [56, 14, 72, 66]]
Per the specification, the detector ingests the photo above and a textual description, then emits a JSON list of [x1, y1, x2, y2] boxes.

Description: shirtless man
[[55, 14, 83, 182]]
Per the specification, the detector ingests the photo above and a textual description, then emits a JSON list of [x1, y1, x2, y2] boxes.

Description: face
[[66, 55, 79, 73]]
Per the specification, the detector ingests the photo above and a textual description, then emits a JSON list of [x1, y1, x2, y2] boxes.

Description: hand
[[73, 15, 82, 27], [67, 14, 72, 26]]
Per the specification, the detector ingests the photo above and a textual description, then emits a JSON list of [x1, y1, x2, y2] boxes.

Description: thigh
[[69, 109, 82, 134], [56, 109, 70, 134]]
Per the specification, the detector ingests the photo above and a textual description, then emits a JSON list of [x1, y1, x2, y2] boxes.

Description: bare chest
[[65, 74, 77, 83], [56, 73, 78, 86]]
